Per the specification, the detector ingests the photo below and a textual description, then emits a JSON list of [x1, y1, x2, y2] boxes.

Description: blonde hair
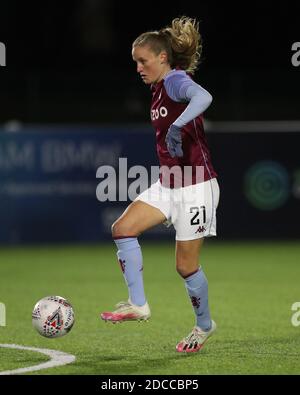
[[132, 16, 202, 75]]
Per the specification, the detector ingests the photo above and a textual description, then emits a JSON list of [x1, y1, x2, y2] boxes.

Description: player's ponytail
[[133, 16, 202, 75], [160, 16, 202, 75]]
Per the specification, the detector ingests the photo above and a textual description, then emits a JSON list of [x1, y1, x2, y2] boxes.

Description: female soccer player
[[101, 16, 220, 353]]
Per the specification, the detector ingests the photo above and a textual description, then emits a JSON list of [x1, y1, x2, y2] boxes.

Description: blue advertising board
[[0, 125, 299, 243], [0, 125, 175, 243]]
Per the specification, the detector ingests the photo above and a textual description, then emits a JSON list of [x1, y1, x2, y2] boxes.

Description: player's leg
[[175, 237, 203, 279], [112, 200, 166, 308], [101, 200, 167, 323], [173, 178, 219, 352], [112, 200, 167, 238], [175, 238, 216, 352]]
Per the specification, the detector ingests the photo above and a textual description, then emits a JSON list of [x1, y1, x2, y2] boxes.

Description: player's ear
[[160, 51, 168, 64]]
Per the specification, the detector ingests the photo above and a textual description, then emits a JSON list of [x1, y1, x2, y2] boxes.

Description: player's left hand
[[165, 124, 183, 158]]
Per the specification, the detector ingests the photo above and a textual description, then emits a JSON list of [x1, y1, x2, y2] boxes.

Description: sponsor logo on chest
[[151, 106, 168, 121]]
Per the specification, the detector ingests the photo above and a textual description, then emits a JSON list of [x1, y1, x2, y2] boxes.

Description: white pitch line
[[0, 344, 75, 375]]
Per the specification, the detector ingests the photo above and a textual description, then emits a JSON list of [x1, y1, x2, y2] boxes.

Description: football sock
[[114, 237, 146, 306], [184, 268, 212, 331]]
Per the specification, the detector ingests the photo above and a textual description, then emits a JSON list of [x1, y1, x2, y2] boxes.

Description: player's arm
[[164, 70, 212, 127], [164, 71, 212, 158]]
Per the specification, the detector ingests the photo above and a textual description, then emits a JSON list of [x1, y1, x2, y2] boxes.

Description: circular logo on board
[[244, 161, 290, 210]]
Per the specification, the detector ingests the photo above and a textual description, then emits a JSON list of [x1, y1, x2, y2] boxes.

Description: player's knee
[[176, 258, 199, 278], [111, 220, 136, 238], [176, 265, 185, 277], [111, 220, 125, 238], [176, 259, 189, 277]]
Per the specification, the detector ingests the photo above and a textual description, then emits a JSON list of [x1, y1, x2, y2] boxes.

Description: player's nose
[[137, 64, 143, 73]]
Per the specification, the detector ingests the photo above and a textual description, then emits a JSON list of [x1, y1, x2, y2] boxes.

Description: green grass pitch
[[0, 240, 300, 375]]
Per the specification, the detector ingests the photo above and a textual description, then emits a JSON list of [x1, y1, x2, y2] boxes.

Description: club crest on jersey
[[151, 106, 168, 121]]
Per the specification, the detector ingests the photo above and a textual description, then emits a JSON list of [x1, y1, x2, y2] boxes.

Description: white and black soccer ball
[[32, 296, 75, 338]]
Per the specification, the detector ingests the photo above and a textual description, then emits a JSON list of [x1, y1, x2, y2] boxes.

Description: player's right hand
[[165, 124, 183, 158]]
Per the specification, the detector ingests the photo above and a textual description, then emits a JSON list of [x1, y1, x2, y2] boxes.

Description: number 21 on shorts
[[190, 206, 206, 225]]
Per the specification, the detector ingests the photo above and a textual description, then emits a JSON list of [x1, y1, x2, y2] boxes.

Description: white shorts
[[135, 178, 220, 241]]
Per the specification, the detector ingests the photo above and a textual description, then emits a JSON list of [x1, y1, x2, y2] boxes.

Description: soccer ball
[[32, 296, 75, 338]]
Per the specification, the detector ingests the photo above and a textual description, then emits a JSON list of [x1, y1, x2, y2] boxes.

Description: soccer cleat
[[176, 320, 217, 353], [100, 300, 151, 323]]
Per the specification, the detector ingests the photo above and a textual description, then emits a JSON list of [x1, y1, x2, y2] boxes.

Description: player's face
[[132, 45, 170, 85]]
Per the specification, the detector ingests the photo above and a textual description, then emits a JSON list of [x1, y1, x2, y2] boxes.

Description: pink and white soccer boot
[[100, 300, 151, 323], [176, 320, 217, 353]]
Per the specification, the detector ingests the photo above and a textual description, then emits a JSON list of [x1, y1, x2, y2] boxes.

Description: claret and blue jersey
[[150, 70, 217, 185]]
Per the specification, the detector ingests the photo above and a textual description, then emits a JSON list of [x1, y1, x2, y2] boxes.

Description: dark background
[[0, 0, 299, 123], [0, 1, 299, 243]]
